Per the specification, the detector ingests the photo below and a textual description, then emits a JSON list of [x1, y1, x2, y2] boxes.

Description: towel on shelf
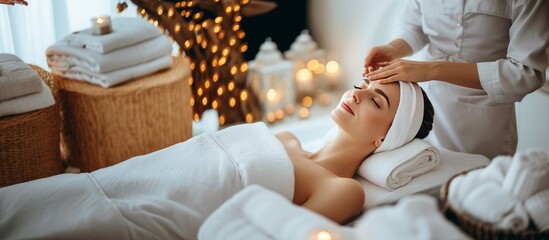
[[503, 150, 549, 201], [0, 54, 43, 101], [462, 181, 518, 224], [64, 17, 162, 54], [357, 139, 440, 191], [46, 34, 172, 74], [199, 185, 354, 240], [496, 203, 529, 232], [355, 195, 470, 240], [525, 188, 549, 231], [0, 80, 54, 117], [51, 55, 173, 87]]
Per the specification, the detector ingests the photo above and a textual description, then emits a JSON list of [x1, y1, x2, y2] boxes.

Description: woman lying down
[[0, 79, 434, 239]]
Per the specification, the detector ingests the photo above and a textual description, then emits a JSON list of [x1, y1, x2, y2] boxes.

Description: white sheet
[[270, 115, 490, 209]]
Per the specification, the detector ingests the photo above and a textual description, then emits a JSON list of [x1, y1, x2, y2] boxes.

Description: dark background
[[240, 0, 308, 61]]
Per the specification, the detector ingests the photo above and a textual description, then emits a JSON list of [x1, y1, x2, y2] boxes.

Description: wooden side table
[[56, 57, 193, 172]]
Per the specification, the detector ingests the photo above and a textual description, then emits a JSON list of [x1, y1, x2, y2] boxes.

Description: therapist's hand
[[0, 0, 28, 5], [363, 45, 400, 75], [364, 59, 432, 84]]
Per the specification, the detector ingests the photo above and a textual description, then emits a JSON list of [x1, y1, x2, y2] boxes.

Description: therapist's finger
[[378, 75, 400, 84]]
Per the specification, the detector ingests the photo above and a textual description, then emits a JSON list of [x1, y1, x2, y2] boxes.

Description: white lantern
[[285, 30, 328, 99], [247, 38, 294, 123]]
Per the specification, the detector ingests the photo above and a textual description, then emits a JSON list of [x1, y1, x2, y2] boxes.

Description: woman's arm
[[302, 178, 365, 224]]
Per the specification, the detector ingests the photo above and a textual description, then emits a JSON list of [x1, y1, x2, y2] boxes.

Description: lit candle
[[91, 15, 113, 35], [325, 60, 340, 90], [296, 68, 315, 98]]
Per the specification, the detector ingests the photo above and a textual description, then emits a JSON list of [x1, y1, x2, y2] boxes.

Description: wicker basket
[[0, 65, 64, 188], [56, 57, 192, 172], [440, 170, 549, 240]]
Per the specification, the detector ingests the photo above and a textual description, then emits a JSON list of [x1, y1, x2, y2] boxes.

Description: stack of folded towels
[[448, 149, 549, 232], [46, 17, 173, 87], [0, 54, 54, 118]]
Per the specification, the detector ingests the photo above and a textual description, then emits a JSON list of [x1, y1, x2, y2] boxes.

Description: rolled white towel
[[50, 55, 173, 88], [0, 80, 54, 117], [496, 202, 529, 232], [525, 188, 549, 231], [462, 181, 518, 224], [199, 185, 353, 240], [0, 54, 43, 101], [448, 169, 483, 211], [64, 17, 162, 54], [46, 34, 172, 74], [355, 195, 470, 240], [357, 139, 440, 191], [503, 150, 549, 201], [480, 155, 511, 184]]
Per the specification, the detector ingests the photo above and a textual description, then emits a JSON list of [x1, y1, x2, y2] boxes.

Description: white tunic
[[394, 0, 549, 158]]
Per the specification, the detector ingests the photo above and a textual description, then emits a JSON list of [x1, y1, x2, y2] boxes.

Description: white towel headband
[[374, 82, 424, 153]]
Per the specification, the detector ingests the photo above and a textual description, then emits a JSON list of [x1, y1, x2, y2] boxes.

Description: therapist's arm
[[365, 59, 482, 89]]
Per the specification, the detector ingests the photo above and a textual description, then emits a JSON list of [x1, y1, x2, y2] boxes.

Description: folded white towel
[[199, 185, 354, 240], [357, 139, 440, 191], [503, 150, 549, 201], [525, 188, 549, 231], [463, 181, 518, 224], [46, 34, 172, 74], [496, 202, 529, 232], [355, 195, 470, 240], [0, 54, 42, 101], [0, 80, 54, 117], [448, 169, 483, 211], [480, 155, 511, 184], [51, 55, 173, 87], [64, 17, 162, 54]]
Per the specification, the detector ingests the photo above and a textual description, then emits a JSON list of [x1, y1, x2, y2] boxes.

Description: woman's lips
[[341, 102, 354, 116]]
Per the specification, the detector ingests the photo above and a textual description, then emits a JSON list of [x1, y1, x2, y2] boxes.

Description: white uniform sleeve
[[477, 0, 549, 104], [393, 0, 428, 53]]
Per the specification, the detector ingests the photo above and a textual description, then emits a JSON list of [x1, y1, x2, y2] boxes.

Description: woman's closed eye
[[353, 85, 381, 109]]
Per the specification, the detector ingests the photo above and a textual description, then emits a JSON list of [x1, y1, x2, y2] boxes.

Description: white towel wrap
[[374, 81, 424, 153], [448, 169, 483, 211], [462, 181, 518, 224], [480, 155, 511, 184], [503, 150, 549, 201], [525, 188, 549, 231], [358, 139, 440, 191]]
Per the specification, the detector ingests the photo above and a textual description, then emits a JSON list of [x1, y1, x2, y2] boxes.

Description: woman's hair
[[414, 89, 434, 139]]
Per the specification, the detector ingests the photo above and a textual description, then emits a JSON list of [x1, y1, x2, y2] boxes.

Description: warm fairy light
[[238, 31, 245, 39], [140, 9, 146, 15], [213, 73, 219, 82], [167, 8, 174, 18], [188, 77, 193, 85], [201, 41, 207, 49], [212, 45, 218, 53], [245, 113, 253, 123], [187, 1, 193, 7], [197, 87, 203, 96], [218, 30, 225, 39], [229, 97, 236, 107], [196, 35, 203, 44], [316, 231, 333, 240], [234, 5, 240, 12], [190, 62, 196, 70], [217, 87, 224, 95], [202, 97, 208, 106], [242, 0, 249, 4], [235, 15, 242, 22], [212, 100, 218, 109], [215, 16, 223, 23], [240, 90, 248, 101], [296, 68, 313, 82], [225, 6, 232, 13], [190, 97, 195, 106], [153, 20, 159, 26], [302, 96, 313, 107], [175, 2, 180, 8], [240, 62, 248, 72], [326, 61, 339, 74], [231, 66, 238, 75], [205, 80, 211, 89], [214, 25, 221, 33], [184, 40, 191, 48], [175, 23, 181, 33], [240, 44, 248, 53], [219, 57, 227, 66], [313, 64, 325, 74], [219, 115, 225, 125], [267, 112, 276, 123], [229, 38, 236, 46], [200, 62, 206, 72], [228, 81, 235, 91], [299, 107, 309, 119], [201, 21, 209, 28], [212, 59, 218, 67], [193, 12, 202, 20], [222, 48, 229, 56], [286, 104, 295, 114], [189, 23, 194, 31], [275, 109, 284, 120], [233, 24, 240, 31], [307, 59, 320, 71], [185, 11, 191, 18], [267, 89, 277, 101], [157, 6, 164, 15], [194, 113, 200, 121]]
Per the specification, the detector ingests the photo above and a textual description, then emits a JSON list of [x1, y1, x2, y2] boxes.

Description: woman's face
[[331, 79, 400, 146]]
